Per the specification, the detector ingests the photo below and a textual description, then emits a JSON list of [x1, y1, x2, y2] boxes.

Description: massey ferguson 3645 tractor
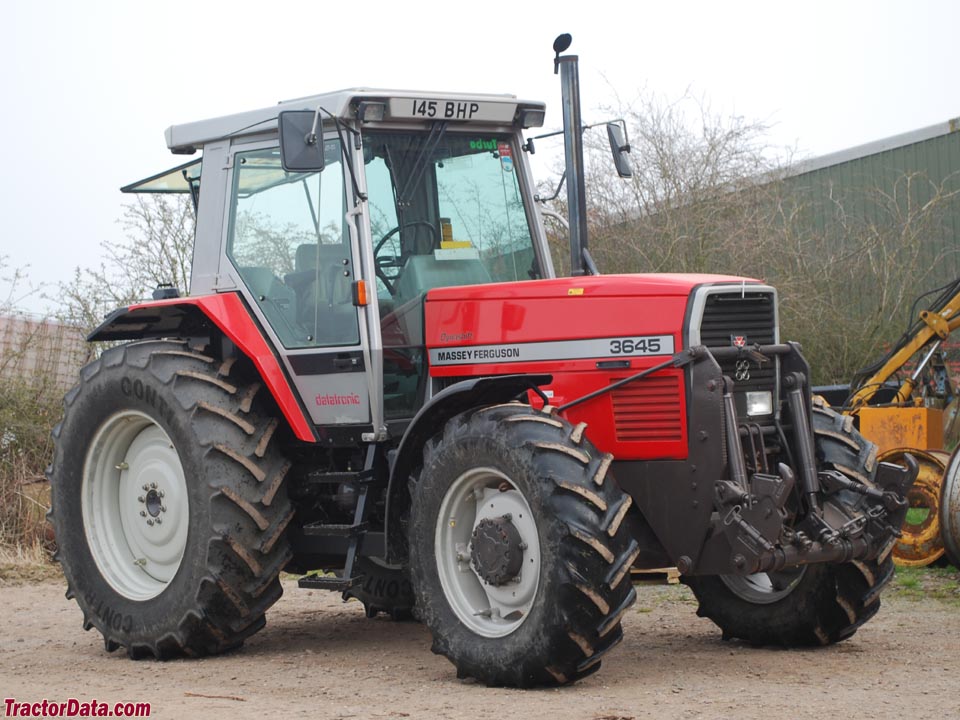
[[50, 37, 917, 686]]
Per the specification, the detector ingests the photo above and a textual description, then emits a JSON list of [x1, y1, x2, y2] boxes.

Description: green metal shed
[[781, 117, 960, 301]]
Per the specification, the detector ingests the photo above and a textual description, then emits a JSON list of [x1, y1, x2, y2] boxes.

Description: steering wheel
[[374, 221, 439, 295]]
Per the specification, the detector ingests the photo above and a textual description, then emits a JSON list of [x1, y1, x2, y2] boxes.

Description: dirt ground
[[2, 573, 959, 720]]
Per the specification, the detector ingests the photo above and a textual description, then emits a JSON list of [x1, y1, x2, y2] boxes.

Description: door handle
[[333, 356, 358, 370]]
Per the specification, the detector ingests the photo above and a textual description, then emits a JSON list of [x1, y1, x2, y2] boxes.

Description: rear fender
[[384, 374, 551, 564], [89, 293, 316, 442]]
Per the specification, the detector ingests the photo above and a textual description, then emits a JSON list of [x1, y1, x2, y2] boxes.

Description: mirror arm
[[317, 108, 367, 202], [536, 171, 566, 203], [582, 247, 600, 275], [305, 107, 323, 147]]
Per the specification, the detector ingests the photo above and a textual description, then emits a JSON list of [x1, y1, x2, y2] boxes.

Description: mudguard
[[89, 293, 316, 442]]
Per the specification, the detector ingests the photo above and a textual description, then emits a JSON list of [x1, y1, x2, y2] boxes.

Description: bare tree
[[570, 91, 781, 276], [766, 171, 960, 383], [54, 194, 195, 336], [545, 90, 960, 385], [1, 256, 42, 315], [0, 260, 63, 551]]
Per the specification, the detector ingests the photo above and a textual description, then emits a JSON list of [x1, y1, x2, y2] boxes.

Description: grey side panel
[[293, 372, 371, 424], [190, 142, 230, 296]]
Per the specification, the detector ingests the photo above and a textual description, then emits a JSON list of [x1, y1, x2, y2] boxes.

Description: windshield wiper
[[397, 120, 448, 205]]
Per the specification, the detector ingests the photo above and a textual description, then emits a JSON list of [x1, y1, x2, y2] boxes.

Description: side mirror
[[606, 122, 633, 179], [279, 110, 326, 172]]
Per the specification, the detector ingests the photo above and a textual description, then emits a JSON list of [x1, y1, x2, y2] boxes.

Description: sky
[[2, 0, 958, 314]]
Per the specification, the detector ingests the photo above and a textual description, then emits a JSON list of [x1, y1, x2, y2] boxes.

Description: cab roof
[[164, 88, 546, 155]]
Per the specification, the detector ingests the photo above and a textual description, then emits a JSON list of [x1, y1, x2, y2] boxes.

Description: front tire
[[49, 340, 294, 658], [408, 403, 638, 686], [685, 403, 892, 646]]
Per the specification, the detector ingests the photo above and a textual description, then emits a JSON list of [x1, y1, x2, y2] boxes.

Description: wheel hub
[[140, 484, 168, 522], [82, 411, 189, 601], [145, 488, 162, 517], [471, 515, 524, 586], [436, 466, 540, 638]]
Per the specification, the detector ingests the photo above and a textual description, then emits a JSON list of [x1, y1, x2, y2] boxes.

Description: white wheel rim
[[720, 566, 806, 604], [435, 467, 541, 638], [81, 410, 189, 601]]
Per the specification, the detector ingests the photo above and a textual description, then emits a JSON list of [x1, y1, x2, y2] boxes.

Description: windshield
[[363, 128, 539, 420], [363, 129, 539, 306]]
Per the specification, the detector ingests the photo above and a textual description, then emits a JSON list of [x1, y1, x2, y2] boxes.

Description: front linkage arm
[[708, 349, 917, 576]]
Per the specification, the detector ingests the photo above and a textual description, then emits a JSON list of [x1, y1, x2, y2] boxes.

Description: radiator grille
[[611, 374, 683, 443], [699, 292, 776, 390]]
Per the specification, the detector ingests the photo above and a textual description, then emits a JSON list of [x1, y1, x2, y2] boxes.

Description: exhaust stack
[[554, 34, 590, 277]]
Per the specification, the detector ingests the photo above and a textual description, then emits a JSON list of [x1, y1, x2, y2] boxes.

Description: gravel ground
[[2, 573, 959, 720]]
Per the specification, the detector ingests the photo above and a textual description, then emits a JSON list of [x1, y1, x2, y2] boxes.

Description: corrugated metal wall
[[0, 315, 90, 390], [780, 128, 960, 314]]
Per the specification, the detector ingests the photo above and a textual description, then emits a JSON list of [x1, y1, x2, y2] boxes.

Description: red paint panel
[[424, 274, 702, 460], [127, 294, 316, 442], [425, 295, 688, 359], [526, 367, 688, 460], [610, 374, 684, 443], [426, 272, 756, 303]]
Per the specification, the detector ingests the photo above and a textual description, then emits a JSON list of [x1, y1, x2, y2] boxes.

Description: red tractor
[[49, 36, 916, 686]]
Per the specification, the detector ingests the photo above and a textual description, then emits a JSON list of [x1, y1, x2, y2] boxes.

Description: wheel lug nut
[[158, 491, 165, 498], [138, 496, 145, 503], [142, 484, 149, 491], [155, 518, 162, 525], [160, 506, 167, 513], [140, 511, 147, 517], [146, 519, 154, 526], [150, 482, 157, 489]]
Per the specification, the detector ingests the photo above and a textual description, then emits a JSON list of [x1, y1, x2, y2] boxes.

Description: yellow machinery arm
[[840, 279, 960, 567], [846, 291, 960, 413]]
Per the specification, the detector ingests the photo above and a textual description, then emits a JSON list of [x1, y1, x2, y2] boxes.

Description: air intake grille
[[611, 374, 683, 443], [699, 292, 776, 390]]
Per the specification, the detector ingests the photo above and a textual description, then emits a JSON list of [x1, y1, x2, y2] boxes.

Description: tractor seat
[[286, 243, 359, 346]]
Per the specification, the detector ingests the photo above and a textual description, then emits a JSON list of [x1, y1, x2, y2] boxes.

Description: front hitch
[[713, 367, 918, 576]]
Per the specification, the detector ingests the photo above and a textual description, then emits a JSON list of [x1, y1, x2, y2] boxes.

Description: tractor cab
[[125, 90, 553, 439]]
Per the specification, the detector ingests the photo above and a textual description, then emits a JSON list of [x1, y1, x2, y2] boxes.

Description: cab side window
[[226, 146, 359, 348]]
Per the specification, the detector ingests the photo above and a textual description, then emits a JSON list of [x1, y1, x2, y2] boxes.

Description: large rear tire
[[49, 340, 294, 658], [685, 403, 893, 646], [408, 403, 638, 686]]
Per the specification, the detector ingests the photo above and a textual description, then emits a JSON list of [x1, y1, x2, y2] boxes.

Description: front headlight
[[745, 391, 773, 417]]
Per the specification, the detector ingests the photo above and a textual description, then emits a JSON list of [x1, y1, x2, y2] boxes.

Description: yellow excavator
[[817, 277, 960, 567]]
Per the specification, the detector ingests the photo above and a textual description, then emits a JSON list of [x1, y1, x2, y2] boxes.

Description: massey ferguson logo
[[731, 335, 747, 348]]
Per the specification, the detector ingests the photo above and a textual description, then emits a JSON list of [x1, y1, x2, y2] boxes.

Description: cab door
[[222, 139, 378, 435]]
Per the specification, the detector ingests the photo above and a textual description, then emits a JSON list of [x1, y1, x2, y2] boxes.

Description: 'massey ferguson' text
[[434, 347, 521, 363]]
